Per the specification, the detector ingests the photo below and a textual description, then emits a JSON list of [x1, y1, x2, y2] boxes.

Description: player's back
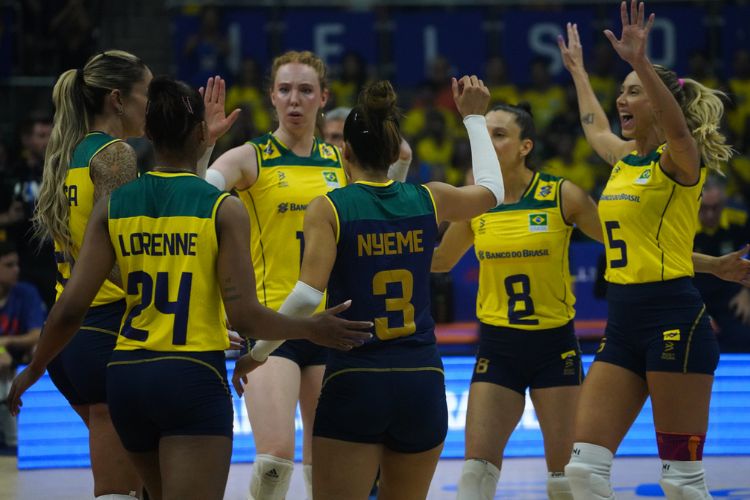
[[325, 180, 439, 356]]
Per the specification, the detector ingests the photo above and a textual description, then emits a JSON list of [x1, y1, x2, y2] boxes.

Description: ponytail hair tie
[[678, 78, 685, 88]]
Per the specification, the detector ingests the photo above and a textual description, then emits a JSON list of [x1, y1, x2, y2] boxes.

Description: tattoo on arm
[[581, 113, 595, 125], [90, 142, 138, 202], [222, 278, 242, 302]]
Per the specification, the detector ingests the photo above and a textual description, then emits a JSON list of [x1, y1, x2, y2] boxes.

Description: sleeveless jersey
[[56, 132, 124, 305], [471, 172, 575, 329], [236, 133, 345, 311], [598, 144, 705, 284], [326, 181, 439, 350], [108, 171, 230, 352]]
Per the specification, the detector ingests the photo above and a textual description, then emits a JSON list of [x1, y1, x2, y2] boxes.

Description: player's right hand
[[558, 22, 585, 74], [452, 75, 490, 118], [308, 300, 373, 350]]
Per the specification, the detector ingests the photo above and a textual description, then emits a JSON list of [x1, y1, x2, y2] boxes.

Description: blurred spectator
[[323, 107, 351, 149], [727, 153, 750, 206], [225, 57, 272, 134], [330, 52, 367, 109], [543, 134, 597, 194], [588, 42, 619, 113], [485, 56, 519, 107], [693, 175, 750, 352], [0, 142, 24, 244], [402, 83, 462, 140], [521, 56, 565, 132], [49, 0, 95, 70], [183, 6, 230, 88], [8, 114, 56, 310], [688, 49, 720, 90], [728, 49, 750, 151], [424, 55, 457, 113], [0, 241, 46, 451], [415, 108, 456, 183]]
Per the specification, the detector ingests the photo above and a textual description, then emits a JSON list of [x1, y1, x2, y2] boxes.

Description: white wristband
[[205, 168, 227, 192], [197, 144, 215, 179], [250, 281, 324, 362], [464, 114, 504, 206]]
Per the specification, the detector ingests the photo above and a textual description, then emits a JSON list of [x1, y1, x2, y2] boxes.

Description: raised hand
[[604, 0, 655, 65], [308, 300, 373, 350], [558, 22, 586, 75], [452, 75, 490, 118], [199, 75, 241, 145]]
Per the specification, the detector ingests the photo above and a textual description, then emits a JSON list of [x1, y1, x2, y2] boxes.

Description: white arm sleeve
[[197, 145, 215, 179], [387, 158, 411, 183], [464, 115, 504, 206], [205, 168, 227, 192], [249, 281, 324, 362]]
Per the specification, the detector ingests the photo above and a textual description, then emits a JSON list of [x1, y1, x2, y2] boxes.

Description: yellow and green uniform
[[56, 132, 124, 305], [108, 171, 230, 352], [598, 144, 705, 284], [236, 133, 345, 311], [471, 172, 575, 329]]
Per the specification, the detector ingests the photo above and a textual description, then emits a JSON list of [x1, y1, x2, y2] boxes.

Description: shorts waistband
[[479, 320, 574, 337], [606, 277, 696, 302]]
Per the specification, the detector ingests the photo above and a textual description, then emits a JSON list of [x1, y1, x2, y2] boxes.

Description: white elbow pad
[[464, 115, 504, 206], [250, 281, 324, 362], [205, 168, 227, 191], [387, 158, 411, 183]]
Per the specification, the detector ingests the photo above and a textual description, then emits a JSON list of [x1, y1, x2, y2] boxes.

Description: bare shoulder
[[90, 140, 138, 200]]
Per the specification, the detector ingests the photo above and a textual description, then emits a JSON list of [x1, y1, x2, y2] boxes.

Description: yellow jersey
[[108, 171, 230, 352], [56, 132, 125, 306], [599, 144, 705, 284], [471, 172, 575, 329], [237, 133, 346, 310]]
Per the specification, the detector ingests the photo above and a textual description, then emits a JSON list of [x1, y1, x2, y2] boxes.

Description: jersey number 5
[[122, 270, 192, 345], [372, 269, 417, 340], [604, 220, 628, 268]]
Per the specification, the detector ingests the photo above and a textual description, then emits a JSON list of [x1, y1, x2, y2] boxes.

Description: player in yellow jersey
[[30, 50, 152, 499], [203, 51, 410, 500], [231, 76, 504, 500], [558, 3, 737, 498], [432, 102, 602, 500], [8, 77, 372, 500]]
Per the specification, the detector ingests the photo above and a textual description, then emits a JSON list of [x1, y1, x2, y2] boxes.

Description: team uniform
[[595, 144, 718, 376], [237, 133, 345, 366], [470, 172, 583, 394], [105, 171, 233, 452], [47, 132, 126, 405], [313, 180, 447, 453]]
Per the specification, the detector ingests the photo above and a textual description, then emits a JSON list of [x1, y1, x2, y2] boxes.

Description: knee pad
[[248, 454, 294, 500], [95, 495, 138, 499], [547, 473, 574, 500], [660, 460, 711, 500], [456, 459, 500, 500], [565, 443, 615, 500], [303, 463, 313, 500]]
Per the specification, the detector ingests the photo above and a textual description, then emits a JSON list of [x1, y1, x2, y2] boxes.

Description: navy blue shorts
[[595, 277, 719, 378], [313, 343, 447, 453], [471, 321, 583, 394], [245, 339, 328, 367], [107, 350, 233, 452], [47, 300, 124, 405]]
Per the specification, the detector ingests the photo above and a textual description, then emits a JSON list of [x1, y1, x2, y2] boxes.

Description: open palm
[[199, 76, 241, 145], [604, 0, 655, 65]]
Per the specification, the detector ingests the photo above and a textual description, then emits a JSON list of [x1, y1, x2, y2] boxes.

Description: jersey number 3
[[372, 269, 416, 340]]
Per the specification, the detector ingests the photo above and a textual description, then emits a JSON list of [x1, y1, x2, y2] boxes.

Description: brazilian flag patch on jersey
[[634, 168, 652, 185], [534, 180, 556, 200], [322, 171, 340, 188], [260, 140, 281, 161], [529, 213, 548, 232], [319, 143, 338, 161]]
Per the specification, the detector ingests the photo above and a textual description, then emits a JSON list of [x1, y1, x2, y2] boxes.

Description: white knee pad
[[547, 473, 574, 500], [95, 494, 138, 499], [248, 454, 294, 500], [564, 443, 615, 500], [303, 463, 313, 500], [456, 458, 500, 500], [659, 461, 712, 500]]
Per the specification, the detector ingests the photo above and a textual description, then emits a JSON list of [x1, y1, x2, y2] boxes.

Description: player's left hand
[[231, 354, 265, 397], [199, 75, 241, 145], [604, 0, 655, 66], [7, 364, 46, 416], [714, 244, 750, 286], [227, 330, 245, 350], [729, 287, 750, 325]]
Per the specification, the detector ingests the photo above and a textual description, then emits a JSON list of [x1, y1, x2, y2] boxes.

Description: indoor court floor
[[1, 455, 749, 499]]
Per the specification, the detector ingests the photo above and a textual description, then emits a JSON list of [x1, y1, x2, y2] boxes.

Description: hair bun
[[515, 101, 533, 118]]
